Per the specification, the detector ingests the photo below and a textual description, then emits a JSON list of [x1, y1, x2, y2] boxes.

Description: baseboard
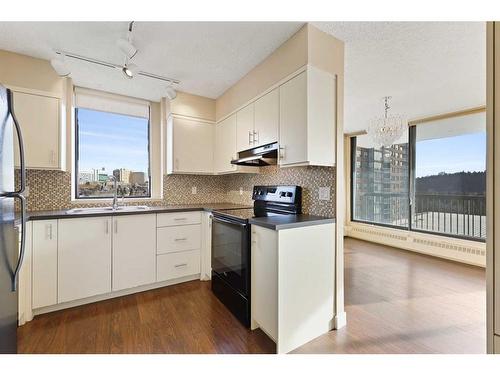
[[334, 311, 347, 329], [345, 223, 485, 267], [32, 274, 201, 317]]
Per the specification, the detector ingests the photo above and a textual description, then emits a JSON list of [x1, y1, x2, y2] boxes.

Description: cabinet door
[[254, 88, 279, 147], [58, 217, 112, 303], [172, 117, 214, 174], [236, 103, 255, 152], [32, 220, 58, 309], [215, 114, 237, 173], [279, 71, 307, 166], [251, 225, 278, 341], [112, 214, 156, 291], [13, 91, 60, 169]]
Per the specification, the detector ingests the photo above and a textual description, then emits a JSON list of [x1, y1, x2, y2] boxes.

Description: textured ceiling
[[0, 22, 486, 132], [0, 22, 303, 100], [312, 22, 486, 132]]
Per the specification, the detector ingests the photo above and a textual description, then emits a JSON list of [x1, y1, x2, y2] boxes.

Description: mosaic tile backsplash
[[17, 165, 336, 217]]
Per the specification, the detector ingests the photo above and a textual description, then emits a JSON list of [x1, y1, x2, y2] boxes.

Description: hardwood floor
[[18, 281, 275, 354], [293, 238, 486, 354], [18, 237, 486, 354]]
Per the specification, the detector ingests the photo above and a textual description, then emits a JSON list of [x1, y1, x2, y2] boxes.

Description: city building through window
[[351, 110, 486, 241], [75, 107, 151, 199]]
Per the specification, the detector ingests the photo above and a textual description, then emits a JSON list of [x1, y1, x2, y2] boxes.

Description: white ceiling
[[312, 22, 486, 132], [0, 22, 304, 100], [0, 22, 486, 133]]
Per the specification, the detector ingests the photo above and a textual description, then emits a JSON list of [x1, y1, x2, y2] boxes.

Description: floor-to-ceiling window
[[351, 109, 486, 242]]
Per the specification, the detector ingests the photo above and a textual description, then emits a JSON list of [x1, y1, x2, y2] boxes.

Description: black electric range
[[211, 185, 302, 327]]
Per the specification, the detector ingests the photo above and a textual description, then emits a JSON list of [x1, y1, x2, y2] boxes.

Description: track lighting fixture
[[117, 22, 138, 59], [122, 63, 139, 79], [165, 85, 177, 100], [50, 54, 71, 77], [53, 50, 180, 86]]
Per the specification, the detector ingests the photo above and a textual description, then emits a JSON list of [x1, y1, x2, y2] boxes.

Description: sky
[[415, 132, 486, 177], [77, 108, 149, 175]]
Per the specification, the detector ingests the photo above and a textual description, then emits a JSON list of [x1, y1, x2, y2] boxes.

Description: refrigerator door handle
[[1, 90, 26, 196], [10, 193, 26, 292]]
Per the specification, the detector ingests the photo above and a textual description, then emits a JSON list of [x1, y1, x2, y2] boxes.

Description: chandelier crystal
[[366, 96, 406, 148]]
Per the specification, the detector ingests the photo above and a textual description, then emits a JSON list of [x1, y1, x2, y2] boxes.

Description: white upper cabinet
[[167, 116, 214, 174], [279, 67, 336, 167], [236, 103, 255, 152], [253, 88, 279, 147], [12, 91, 63, 170], [57, 217, 112, 303], [214, 114, 238, 174], [112, 214, 156, 292]]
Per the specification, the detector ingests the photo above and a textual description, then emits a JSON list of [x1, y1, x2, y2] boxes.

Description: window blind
[[74, 87, 150, 119]]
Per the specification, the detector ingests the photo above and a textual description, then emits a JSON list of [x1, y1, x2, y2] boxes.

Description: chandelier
[[366, 96, 406, 148]]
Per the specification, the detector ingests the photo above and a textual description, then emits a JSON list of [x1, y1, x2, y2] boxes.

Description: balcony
[[354, 193, 486, 241], [413, 193, 486, 241]]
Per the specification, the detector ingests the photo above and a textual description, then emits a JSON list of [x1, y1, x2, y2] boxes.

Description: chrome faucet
[[110, 176, 119, 210]]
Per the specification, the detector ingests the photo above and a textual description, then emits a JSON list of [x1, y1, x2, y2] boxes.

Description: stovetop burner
[[212, 185, 302, 223]]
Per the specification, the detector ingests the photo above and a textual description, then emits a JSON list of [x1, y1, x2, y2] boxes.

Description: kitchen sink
[[66, 206, 150, 214]]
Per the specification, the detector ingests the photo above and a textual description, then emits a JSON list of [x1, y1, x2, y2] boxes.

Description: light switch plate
[[191, 186, 197, 195], [318, 187, 331, 201]]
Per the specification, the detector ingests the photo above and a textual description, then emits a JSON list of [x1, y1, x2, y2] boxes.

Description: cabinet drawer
[[157, 250, 200, 282], [157, 224, 201, 254], [157, 211, 201, 227]]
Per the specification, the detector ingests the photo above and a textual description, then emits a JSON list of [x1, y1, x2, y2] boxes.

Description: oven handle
[[212, 216, 248, 227]]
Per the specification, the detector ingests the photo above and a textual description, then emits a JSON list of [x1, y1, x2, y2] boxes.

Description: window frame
[[350, 122, 486, 243], [74, 107, 152, 200]]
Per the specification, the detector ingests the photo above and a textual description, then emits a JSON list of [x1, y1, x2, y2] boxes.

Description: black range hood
[[231, 142, 278, 167]]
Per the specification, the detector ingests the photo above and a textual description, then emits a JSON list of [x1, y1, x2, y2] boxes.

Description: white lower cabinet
[[57, 217, 112, 303], [157, 250, 201, 282], [29, 211, 205, 313], [251, 225, 278, 341], [32, 220, 58, 309], [112, 214, 156, 292]]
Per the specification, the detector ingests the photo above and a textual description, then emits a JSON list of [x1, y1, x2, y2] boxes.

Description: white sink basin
[[66, 206, 150, 214]]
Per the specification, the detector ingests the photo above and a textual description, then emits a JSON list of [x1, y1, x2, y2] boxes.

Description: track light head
[[122, 63, 139, 79], [50, 55, 71, 77], [165, 86, 177, 100], [117, 37, 138, 60]]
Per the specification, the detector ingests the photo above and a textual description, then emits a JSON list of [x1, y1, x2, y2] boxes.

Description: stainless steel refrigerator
[[0, 84, 27, 354]]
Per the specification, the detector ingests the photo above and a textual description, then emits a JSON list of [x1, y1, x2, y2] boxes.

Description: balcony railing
[[354, 192, 486, 241], [413, 193, 486, 241]]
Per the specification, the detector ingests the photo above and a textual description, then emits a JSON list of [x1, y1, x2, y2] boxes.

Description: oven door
[[211, 215, 250, 297]]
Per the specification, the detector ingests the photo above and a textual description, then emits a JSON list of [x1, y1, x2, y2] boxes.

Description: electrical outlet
[[318, 187, 331, 201], [24, 186, 30, 197], [239, 187, 244, 195], [191, 186, 197, 195]]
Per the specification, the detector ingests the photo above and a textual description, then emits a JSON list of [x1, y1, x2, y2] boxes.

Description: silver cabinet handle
[[114, 219, 118, 234], [105, 220, 109, 234], [174, 217, 187, 221], [50, 150, 56, 165], [49, 224, 53, 240], [248, 130, 255, 145], [279, 146, 285, 160], [174, 237, 187, 242], [174, 263, 188, 268]]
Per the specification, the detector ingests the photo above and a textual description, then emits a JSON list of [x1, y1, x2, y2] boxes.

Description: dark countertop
[[27, 203, 252, 221], [248, 214, 335, 230]]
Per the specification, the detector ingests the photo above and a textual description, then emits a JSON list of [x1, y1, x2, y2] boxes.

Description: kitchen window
[[74, 88, 151, 199]]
